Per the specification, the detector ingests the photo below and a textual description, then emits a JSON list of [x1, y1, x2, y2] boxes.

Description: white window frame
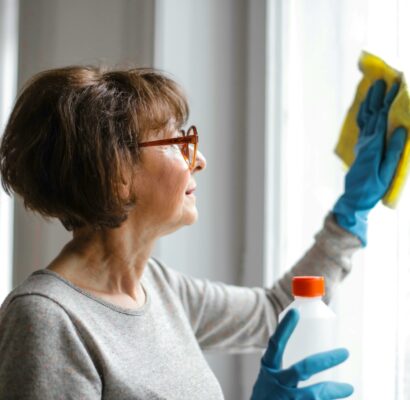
[[0, 0, 19, 303]]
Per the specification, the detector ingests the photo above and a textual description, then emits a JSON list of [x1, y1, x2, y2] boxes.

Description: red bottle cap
[[292, 276, 325, 297]]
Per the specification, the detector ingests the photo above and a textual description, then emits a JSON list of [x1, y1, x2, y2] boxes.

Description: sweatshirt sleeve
[[0, 294, 102, 399], [153, 213, 362, 353]]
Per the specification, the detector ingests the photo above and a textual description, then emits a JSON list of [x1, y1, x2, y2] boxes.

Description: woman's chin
[[161, 211, 198, 237], [184, 209, 198, 225]]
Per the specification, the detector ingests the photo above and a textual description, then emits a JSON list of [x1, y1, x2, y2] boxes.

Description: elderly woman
[[0, 67, 405, 399]]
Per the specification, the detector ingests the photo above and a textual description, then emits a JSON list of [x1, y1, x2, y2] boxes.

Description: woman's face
[[129, 124, 207, 237]]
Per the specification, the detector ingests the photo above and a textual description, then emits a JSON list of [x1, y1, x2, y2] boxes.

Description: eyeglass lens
[[180, 127, 196, 168], [187, 127, 196, 167]]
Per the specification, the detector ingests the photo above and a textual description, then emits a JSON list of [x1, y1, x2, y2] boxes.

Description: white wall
[[13, 0, 155, 285], [153, 1, 249, 397]]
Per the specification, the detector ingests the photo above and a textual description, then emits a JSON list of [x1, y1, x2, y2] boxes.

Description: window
[[267, 0, 410, 398]]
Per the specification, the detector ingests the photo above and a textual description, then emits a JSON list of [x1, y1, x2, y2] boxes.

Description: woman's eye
[[171, 143, 182, 152]]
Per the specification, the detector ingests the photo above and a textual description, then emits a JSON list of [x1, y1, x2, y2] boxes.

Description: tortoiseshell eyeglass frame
[[139, 125, 199, 170]]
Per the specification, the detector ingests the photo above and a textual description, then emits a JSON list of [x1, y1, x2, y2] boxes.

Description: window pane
[[274, 0, 404, 398]]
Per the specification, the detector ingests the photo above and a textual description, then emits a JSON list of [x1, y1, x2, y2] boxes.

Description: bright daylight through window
[[267, 0, 410, 398]]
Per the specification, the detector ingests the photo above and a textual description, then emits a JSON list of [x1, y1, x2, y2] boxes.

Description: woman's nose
[[192, 150, 207, 173]]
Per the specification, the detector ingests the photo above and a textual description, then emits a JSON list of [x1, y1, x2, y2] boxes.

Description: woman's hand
[[250, 309, 353, 400], [332, 79, 407, 246]]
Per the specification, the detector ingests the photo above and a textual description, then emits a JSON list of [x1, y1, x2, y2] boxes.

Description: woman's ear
[[118, 180, 131, 200], [118, 167, 133, 200]]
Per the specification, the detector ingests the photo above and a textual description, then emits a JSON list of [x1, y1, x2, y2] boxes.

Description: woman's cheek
[[163, 146, 190, 169]]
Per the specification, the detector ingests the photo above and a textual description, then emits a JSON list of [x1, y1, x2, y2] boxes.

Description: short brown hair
[[0, 65, 189, 231]]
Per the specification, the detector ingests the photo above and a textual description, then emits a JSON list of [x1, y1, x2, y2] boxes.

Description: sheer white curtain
[[268, 0, 410, 398], [0, 0, 18, 304]]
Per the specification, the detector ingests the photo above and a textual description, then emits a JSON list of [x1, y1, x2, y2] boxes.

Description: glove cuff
[[332, 197, 369, 246]]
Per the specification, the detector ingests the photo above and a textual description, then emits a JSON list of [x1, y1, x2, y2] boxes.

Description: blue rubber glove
[[333, 79, 407, 246], [251, 309, 353, 400]]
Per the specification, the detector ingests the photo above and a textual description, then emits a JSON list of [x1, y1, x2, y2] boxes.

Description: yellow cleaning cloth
[[335, 51, 410, 208]]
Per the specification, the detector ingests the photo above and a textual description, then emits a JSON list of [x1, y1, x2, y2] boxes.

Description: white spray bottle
[[279, 276, 339, 387]]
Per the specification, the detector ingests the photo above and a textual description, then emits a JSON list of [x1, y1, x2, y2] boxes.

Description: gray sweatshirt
[[0, 214, 361, 399]]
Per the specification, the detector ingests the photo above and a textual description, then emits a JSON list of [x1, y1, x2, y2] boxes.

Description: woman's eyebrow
[[169, 127, 183, 138]]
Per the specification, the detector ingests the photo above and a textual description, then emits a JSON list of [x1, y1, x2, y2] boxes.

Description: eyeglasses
[[139, 125, 199, 170]]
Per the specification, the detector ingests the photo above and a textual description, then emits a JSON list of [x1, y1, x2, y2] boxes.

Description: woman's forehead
[[143, 118, 179, 140]]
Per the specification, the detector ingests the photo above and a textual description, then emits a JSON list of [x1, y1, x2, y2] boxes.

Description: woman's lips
[[185, 186, 196, 195]]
